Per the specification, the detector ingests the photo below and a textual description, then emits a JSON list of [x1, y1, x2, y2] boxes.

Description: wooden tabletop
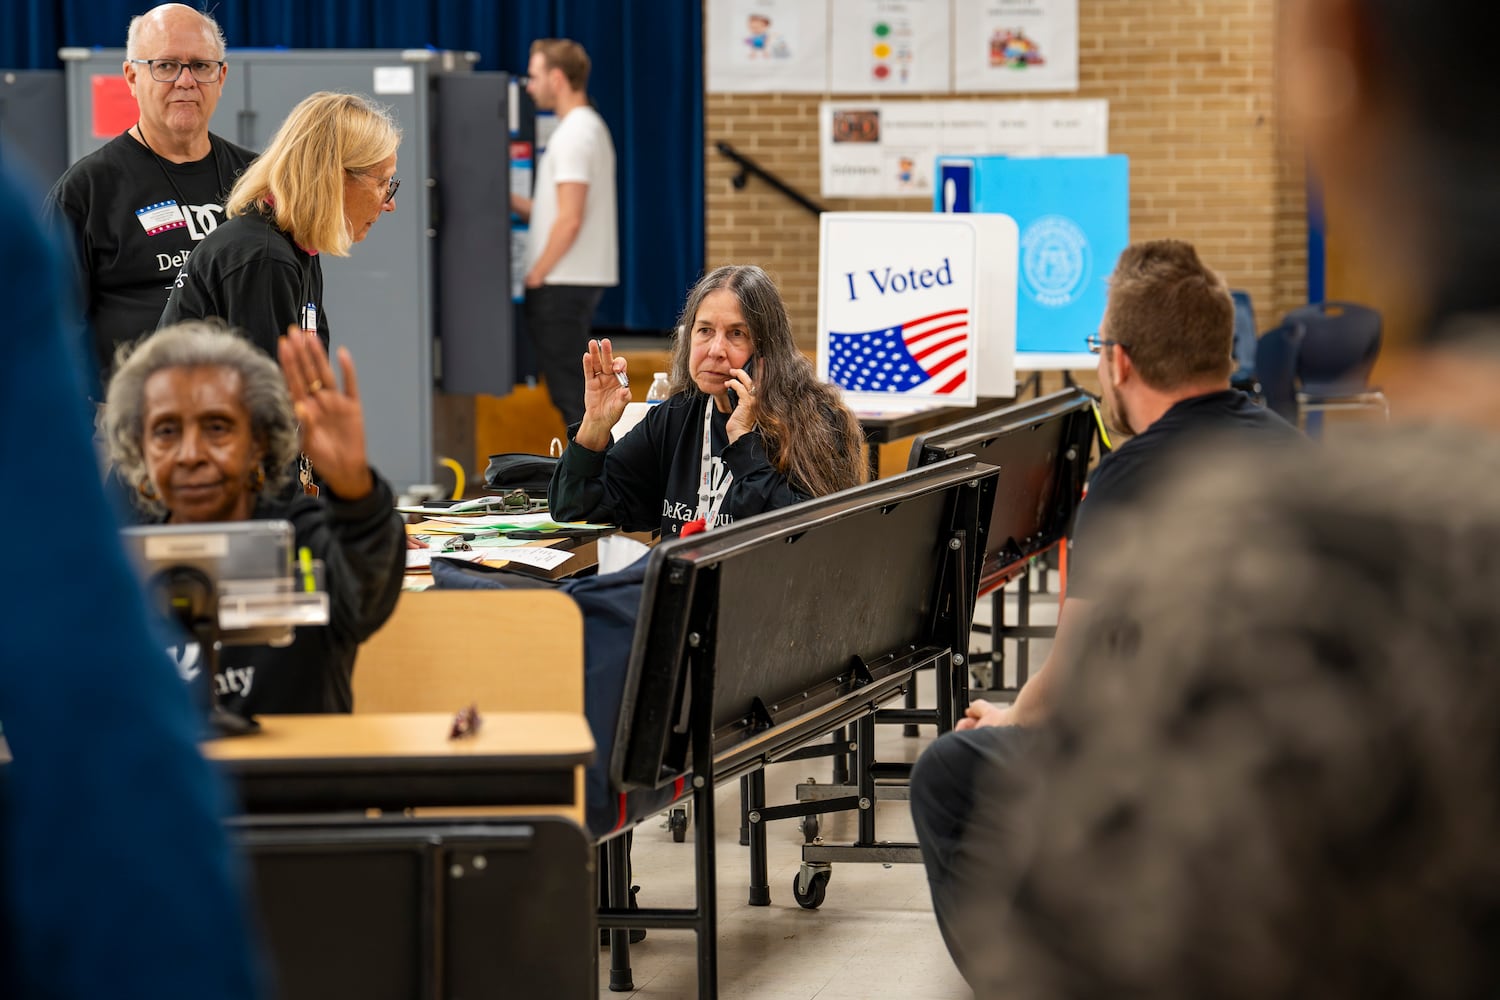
[[204, 712, 593, 766], [205, 713, 594, 815]]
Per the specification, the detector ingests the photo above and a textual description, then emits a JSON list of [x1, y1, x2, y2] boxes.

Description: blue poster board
[[935, 155, 1128, 357]]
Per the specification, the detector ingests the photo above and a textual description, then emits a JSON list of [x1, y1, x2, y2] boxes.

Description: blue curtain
[[1, 0, 702, 331]]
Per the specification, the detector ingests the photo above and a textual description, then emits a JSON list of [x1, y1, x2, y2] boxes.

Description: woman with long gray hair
[[549, 264, 867, 537]]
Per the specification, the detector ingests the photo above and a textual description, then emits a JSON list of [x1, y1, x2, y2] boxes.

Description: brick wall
[[704, 0, 1306, 350]]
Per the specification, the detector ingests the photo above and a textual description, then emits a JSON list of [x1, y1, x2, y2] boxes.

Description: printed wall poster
[[1035, 99, 1108, 154], [952, 0, 1079, 93], [708, 0, 830, 93], [829, 0, 952, 94], [823, 103, 939, 197], [820, 98, 1107, 197]]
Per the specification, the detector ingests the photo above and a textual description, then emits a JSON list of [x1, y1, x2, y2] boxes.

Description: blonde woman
[[159, 91, 401, 355]]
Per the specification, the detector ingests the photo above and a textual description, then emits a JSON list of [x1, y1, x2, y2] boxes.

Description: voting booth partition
[[909, 388, 1097, 692], [817, 211, 1018, 410], [599, 457, 999, 997], [936, 154, 1129, 369]]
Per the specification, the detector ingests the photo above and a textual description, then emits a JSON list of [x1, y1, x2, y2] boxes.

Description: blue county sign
[[818, 212, 1017, 410], [935, 155, 1128, 357]]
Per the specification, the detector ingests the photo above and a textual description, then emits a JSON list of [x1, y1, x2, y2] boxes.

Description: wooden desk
[[205, 712, 592, 824], [217, 713, 597, 999]]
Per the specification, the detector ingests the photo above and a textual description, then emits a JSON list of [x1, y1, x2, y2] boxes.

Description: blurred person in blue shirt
[[0, 166, 259, 998]]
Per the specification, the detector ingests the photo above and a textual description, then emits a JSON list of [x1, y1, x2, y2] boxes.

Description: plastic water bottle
[[646, 372, 671, 404]]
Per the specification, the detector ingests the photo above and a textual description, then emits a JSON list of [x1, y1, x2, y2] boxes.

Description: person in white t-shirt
[[511, 38, 618, 426]]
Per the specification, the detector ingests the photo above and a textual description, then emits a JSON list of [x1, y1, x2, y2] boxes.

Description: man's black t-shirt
[[158, 208, 330, 357], [45, 131, 254, 386], [1069, 390, 1300, 596]]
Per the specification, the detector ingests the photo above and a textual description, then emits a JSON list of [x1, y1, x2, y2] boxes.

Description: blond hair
[[225, 91, 401, 256]]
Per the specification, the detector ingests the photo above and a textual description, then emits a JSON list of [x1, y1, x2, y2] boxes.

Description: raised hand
[[278, 326, 373, 500], [573, 337, 633, 451]]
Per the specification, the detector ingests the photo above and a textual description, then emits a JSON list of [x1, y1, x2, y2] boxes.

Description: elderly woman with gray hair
[[103, 320, 405, 716]]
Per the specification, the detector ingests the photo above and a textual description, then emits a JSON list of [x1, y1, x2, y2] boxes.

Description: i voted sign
[[818, 212, 1017, 409]]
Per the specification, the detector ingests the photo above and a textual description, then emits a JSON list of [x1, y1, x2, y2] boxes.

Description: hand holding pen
[[574, 338, 632, 451]]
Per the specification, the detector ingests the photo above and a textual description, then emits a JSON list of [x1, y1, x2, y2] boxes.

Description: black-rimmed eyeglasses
[[1087, 333, 1130, 355], [128, 58, 225, 84], [347, 169, 401, 205]]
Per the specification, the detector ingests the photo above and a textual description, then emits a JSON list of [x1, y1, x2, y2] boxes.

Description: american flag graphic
[[827, 308, 969, 395], [136, 201, 188, 237]]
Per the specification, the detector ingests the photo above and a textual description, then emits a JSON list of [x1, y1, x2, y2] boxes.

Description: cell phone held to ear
[[726, 355, 758, 410]]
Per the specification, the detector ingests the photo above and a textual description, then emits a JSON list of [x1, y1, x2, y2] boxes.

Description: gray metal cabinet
[[0, 69, 67, 185]]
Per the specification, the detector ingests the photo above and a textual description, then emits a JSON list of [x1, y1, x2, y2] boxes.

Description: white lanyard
[[696, 400, 734, 530]]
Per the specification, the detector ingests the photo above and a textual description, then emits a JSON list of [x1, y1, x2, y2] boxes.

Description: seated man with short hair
[[909, 239, 1301, 992]]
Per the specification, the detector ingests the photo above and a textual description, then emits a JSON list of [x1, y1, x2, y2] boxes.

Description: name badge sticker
[[137, 201, 187, 236]]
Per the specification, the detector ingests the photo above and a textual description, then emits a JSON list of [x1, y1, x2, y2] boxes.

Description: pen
[[297, 546, 316, 592]]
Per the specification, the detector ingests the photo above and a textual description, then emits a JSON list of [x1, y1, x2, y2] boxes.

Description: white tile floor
[[598, 571, 1060, 999]]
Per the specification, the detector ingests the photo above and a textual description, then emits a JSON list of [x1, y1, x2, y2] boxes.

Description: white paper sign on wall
[[818, 212, 1017, 411]]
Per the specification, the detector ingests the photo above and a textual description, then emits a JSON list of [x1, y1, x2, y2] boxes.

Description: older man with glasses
[[908, 238, 1302, 995], [46, 3, 255, 399]]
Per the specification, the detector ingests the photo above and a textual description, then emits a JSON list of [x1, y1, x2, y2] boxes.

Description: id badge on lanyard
[[696, 402, 733, 530]]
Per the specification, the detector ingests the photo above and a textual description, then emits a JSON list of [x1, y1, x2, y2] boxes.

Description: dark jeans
[[909, 723, 1045, 995], [522, 284, 606, 427]]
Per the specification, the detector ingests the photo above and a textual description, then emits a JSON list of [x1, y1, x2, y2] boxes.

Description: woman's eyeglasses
[[347, 169, 400, 205]]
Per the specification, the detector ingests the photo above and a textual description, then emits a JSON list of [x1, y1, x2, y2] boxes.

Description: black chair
[[1257, 300, 1387, 431], [1255, 318, 1302, 422], [1230, 289, 1260, 393]]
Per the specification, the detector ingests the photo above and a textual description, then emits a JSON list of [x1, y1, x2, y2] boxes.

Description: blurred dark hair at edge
[[1359, 0, 1500, 335]]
